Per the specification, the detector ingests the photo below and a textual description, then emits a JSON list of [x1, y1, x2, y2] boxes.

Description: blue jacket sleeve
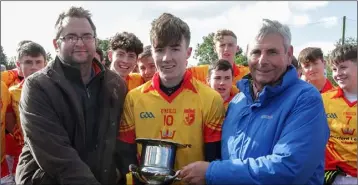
[[205, 91, 330, 185]]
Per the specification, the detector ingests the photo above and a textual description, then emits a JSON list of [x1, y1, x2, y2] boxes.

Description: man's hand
[[178, 161, 209, 185]]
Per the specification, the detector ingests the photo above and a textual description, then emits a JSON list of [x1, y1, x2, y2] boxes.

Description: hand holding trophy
[[129, 138, 191, 185]]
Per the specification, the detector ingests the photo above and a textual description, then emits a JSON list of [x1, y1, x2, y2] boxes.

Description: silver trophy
[[129, 138, 191, 185]]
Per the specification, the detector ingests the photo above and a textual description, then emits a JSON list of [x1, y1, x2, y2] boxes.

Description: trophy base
[[130, 165, 180, 185]]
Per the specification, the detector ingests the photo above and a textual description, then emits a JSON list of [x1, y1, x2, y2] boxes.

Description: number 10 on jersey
[[164, 115, 174, 126]]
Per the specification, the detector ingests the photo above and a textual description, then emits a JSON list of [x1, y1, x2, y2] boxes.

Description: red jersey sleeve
[[118, 93, 136, 144], [203, 92, 225, 143]]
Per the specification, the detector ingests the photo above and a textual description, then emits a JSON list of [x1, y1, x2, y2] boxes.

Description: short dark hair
[[17, 40, 32, 51], [96, 47, 104, 61], [214, 29, 237, 43], [329, 44, 357, 66], [138, 45, 152, 60], [150, 13, 191, 48], [109, 32, 143, 56], [298, 47, 324, 65], [208, 59, 233, 78], [16, 40, 33, 59], [54, 6, 97, 40], [17, 41, 47, 61]]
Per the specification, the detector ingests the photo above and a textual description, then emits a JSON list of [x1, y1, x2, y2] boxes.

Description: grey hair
[[253, 19, 292, 52]]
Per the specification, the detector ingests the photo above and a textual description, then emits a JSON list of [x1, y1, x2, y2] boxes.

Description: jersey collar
[[320, 78, 333, 93], [144, 71, 197, 103], [332, 87, 357, 107], [224, 90, 236, 104]]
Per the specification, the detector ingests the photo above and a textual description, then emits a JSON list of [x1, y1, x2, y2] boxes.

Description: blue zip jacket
[[206, 65, 330, 185]]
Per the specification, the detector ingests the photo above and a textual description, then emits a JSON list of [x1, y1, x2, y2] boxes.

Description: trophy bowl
[[129, 138, 191, 185]]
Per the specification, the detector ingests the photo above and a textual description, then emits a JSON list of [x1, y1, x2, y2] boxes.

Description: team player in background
[[109, 31, 144, 91], [118, 12, 225, 185], [0, 40, 32, 185], [0, 40, 32, 87], [322, 44, 357, 185], [1, 68, 23, 88], [188, 29, 249, 88], [207, 59, 236, 111], [298, 47, 334, 93], [5, 41, 47, 181], [1, 81, 12, 185], [136, 45, 156, 82]]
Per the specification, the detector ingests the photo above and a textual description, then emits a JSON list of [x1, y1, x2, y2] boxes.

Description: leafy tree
[[193, 32, 248, 66], [6, 56, 17, 70], [0, 46, 16, 70], [335, 37, 357, 47], [193, 33, 217, 65], [97, 38, 111, 66], [325, 66, 337, 86], [0, 46, 8, 67], [234, 47, 248, 66]]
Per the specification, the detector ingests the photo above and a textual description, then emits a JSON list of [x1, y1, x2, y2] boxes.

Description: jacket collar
[[44, 56, 120, 98], [238, 65, 298, 106], [41, 57, 120, 138], [56, 56, 105, 85]]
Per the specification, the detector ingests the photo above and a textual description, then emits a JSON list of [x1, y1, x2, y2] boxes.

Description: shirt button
[[104, 169, 108, 173], [112, 122, 115, 126]]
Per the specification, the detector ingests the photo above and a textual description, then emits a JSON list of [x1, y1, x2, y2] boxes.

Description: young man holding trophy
[[117, 13, 226, 185]]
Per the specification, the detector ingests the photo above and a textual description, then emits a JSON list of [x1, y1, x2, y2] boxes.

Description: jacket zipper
[[86, 87, 90, 98], [83, 85, 89, 147]]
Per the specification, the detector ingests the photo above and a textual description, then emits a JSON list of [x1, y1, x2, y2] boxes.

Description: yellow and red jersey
[[320, 78, 334, 94], [119, 71, 225, 171], [187, 64, 250, 85], [1, 81, 10, 164], [1, 69, 22, 87], [7, 81, 24, 147], [126, 73, 145, 92], [322, 88, 357, 177]]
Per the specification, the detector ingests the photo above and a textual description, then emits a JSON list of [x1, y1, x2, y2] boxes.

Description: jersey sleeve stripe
[[205, 121, 222, 131], [203, 125, 221, 143]]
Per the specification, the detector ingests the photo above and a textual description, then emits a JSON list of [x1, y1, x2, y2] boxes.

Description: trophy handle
[[129, 164, 147, 183], [171, 170, 182, 182]]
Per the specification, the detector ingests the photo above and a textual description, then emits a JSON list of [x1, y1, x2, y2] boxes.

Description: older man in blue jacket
[[178, 19, 330, 185]]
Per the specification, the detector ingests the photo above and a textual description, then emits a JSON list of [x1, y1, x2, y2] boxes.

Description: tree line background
[[1, 36, 356, 86]]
